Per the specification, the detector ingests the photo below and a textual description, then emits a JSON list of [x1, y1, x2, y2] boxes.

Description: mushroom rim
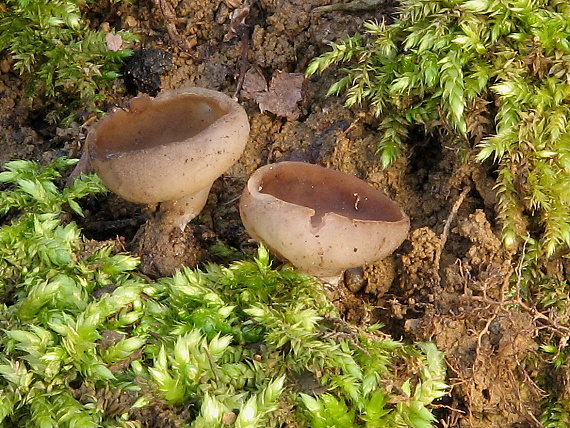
[[244, 162, 409, 225], [87, 88, 244, 160]]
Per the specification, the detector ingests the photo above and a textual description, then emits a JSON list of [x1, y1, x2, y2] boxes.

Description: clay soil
[[0, 1, 560, 427]]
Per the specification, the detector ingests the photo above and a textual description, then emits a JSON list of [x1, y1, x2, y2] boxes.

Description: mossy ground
[[1, 1, 568, 427]]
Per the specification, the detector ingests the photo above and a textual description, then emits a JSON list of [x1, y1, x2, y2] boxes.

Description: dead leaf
[[242, 66, 268, 94], [243, 69, 305, 120], [105, 33, 123, 51], [223, 6, 250, 41]]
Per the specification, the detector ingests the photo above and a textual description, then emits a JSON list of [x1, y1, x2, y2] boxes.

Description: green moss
[[0, 0, 134, 124], [0, 157, 447, 427], [307, 0, 570, 257]]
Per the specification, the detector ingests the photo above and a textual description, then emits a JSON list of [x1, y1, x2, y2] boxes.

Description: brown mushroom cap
[[239, 161, 410, 279], [86, 86, 250, 204]]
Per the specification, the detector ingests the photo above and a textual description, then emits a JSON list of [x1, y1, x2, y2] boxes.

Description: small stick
[[433, 186, 471, 283], [151, 0, 195, 52], [313, 0, 387, 13], [233, 24, 250, 100]]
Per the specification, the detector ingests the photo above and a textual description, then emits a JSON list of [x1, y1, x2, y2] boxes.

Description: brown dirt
[[0, 1, 555, 427]]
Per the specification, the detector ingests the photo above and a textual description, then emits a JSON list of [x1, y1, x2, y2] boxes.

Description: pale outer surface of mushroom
[[240, 161, 410, 279], [86, 86, 250, 206]]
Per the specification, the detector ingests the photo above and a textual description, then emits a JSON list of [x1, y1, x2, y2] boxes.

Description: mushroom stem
[[156, 185, 212, 232], [86, 86, 250, 277]]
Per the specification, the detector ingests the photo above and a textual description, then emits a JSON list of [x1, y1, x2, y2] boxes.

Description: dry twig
[[433, 186, 471, 283], [151, 0, 195, 52]]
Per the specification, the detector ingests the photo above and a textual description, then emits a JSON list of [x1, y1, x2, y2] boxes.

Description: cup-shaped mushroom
[[239, 161, 410, 282], [86, 86, 250, 230]]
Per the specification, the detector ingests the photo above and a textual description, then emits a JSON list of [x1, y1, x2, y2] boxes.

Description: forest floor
[[0, 1, 555, 427]]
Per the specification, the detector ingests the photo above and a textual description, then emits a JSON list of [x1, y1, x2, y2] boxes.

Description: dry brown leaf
[[105, 33, 123, 51], [243, 68, 305, 120], [223, 6, 250, 41], [242, 66, 268, 94]]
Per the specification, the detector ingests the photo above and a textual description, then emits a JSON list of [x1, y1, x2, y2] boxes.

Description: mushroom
[[87, 86, 249, 230], [239, 161, 410, 285], [86, 86, 250, 275]]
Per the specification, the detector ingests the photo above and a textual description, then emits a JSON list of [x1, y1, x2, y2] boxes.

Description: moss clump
[[0, 157, 447, 427], [0, 0, 134, 124], [307, 0, 570, 257]]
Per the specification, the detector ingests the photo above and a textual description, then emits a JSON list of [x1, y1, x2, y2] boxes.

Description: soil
[[0, 0, 556, 427]]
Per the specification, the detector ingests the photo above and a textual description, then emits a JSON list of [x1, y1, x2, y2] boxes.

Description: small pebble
[[344, 267, 365, 293]]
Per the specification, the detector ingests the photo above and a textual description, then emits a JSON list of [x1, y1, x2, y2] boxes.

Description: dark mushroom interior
[[258, 162, 405, 227], [92, 95, 228, 157]]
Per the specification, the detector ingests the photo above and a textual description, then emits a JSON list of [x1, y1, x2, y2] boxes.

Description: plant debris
[[243, 68, 305, 120]]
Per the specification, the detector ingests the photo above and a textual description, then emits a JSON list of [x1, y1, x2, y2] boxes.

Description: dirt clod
[[124, 48, 173, 95]]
